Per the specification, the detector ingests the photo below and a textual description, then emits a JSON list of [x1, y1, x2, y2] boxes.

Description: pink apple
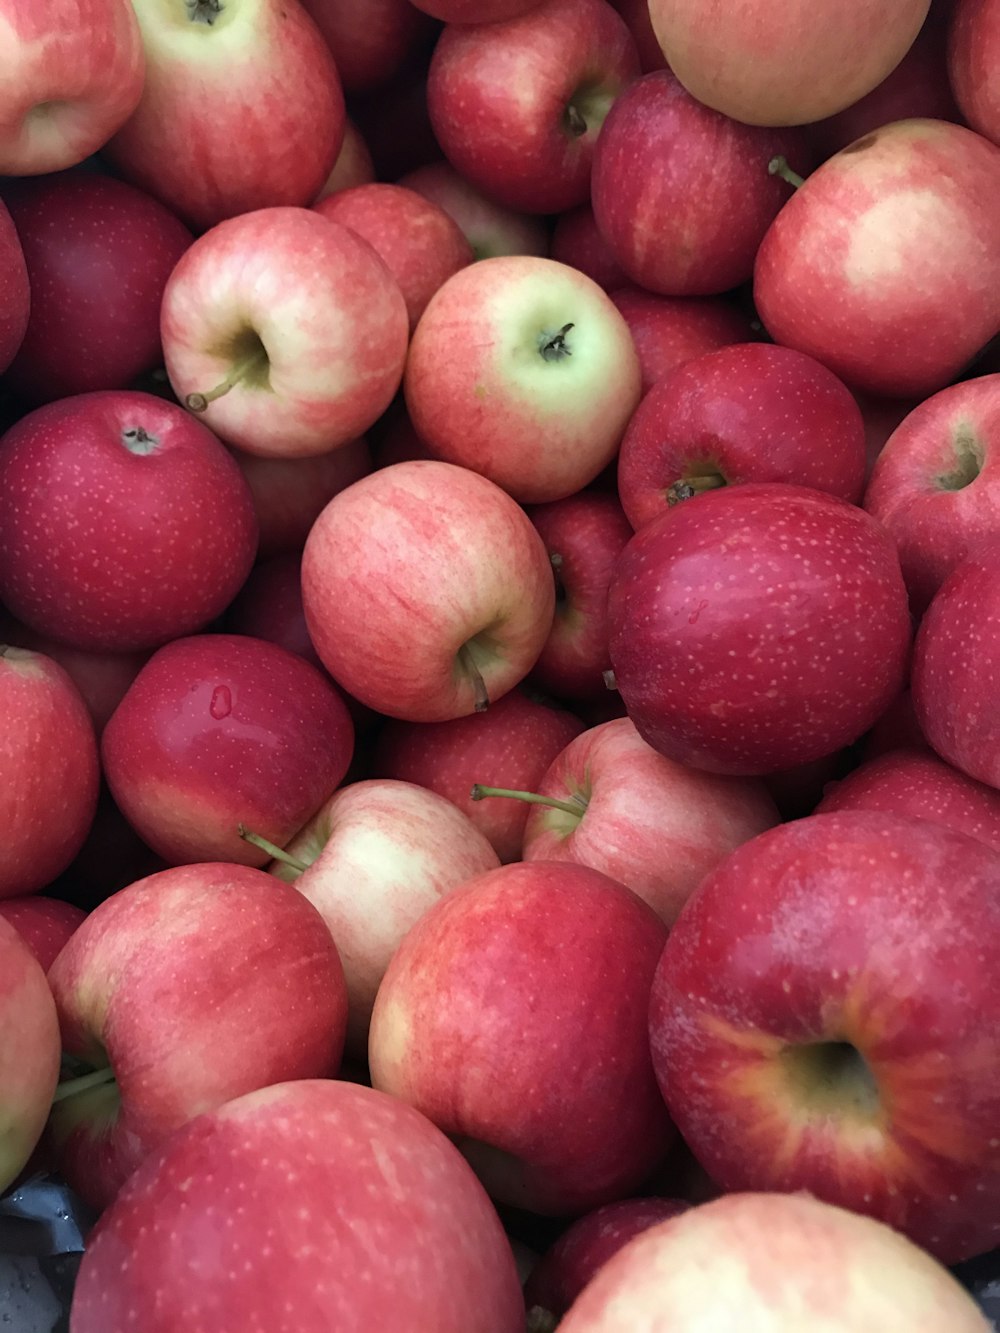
[[550, 204, 628, 291], [609, 286, 754, 394], [404, 256, 641, 502], [650, 810, 1000, 1264], [161, 207, 408, 458], [648, 0, 930, 126], [312, 119, 376, 201], [592, 70, 811, 296], [557, 1193, 992, 1331], [224, 553, 322, 671], [104, 0, 344, 231], [0, 0, 144, 175], [0, 895, 86, 971], [0, 646, 99, 900], [369, 859, 673, 1215], [949, 0, 1000, 148], [617, 343, 868, 531], [302, 459, 556, 721], [0, 199, 28, 375], [412, 0, 541, 19], [755, 119, 1000, 399], [299, 0, 435, 93], [70, 1079, 525, 1333], [607, 483, 912, 775], [427, 0, 640, 214], [400, 160, 549, 259], [101, 633, 355, 866], [372, 687, 585, 862], [0, 390, 258, 652]]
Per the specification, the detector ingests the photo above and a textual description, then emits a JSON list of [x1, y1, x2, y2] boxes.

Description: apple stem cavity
[[539, 324, 574, 362], [186, 343, 268, 413], [457, 643, 491, 713], [564, 103, 588, 137], [667, 472, 727, 505], [527, 1307, 559, 1333], [937, 424, 984, 490], [768, 156, 806, 189], [469, 784, 588, 818], [121, 426, 159, 457], [237, 824, 309, 874], [51, 1065, 117, 1105]]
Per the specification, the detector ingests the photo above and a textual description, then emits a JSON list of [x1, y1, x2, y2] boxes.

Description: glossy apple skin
[[0, 917, 60, 1193], [607, 483, 912, 775], [104, 0, 344, 231], [863, 375, 1000, 613], [950, 0, 1000, 147], [911, 539, 1000, 788], [1, 172, 192, 404], [101, 634, 355, 867], [550, 205, 628, 291], [0, 0, 144, 176], [372, 688, 585, 861], [557, 1193, 992, 1332], [618, 343, 867, 531], [591, 70, 811, 296], [369, 860, 674, 1216], [0, 895, 86, 971], [302, 460, 556, 721], [0, 391, 258, 652], [648, 0, 930, 127], [70, 1079, 525, 1333], [0, 199, 28, 374], [299, 0, 434, 93], [755, 120, 1000, 399], [520, 718, 779, 924], [427, 0, 640, 214], [0, 647, 99, 899], [649, 811, 1000, 1264], [609, 286, 753, 394], [399, 161, 549, 260]]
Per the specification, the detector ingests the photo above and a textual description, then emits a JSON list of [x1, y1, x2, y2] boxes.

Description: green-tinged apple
[[399, 161, 550, 260], [312, 119, 376, 201]]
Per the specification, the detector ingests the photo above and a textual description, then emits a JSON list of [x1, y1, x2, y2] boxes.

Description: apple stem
[[603, 669, 618, 691], [457, 644, 490, 713], [768, 156, 805, 189], [186, 347, 266, 413], [237, 824, 309, 873], [667, 473, 726, 505], [50, 1065, 116, 1105], [526, 1307, 559, 1333], [470, 784, 587, 818]]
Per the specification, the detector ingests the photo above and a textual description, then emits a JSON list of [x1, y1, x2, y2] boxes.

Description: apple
[[0, 390, 258, 652], [427, 0, 640, 214], [591, 70, 811, 296], [299, 0, 435, 93], [607, 483, 912, 775], [617, 343, 868, 531], [301, 459, 556, 721], [649, 809, 1000, 1264], [399, 160, 549, 259], [313, 120, 376, 201], [0, 199, 28, 376], [412, 0, 541, 19], [856, 391, 921, 482], [0, 916, 60, 1194], [0, 895, 86, 971], [350, 64, 442, 181], [1, 646, 99, 900], [314, 182, 473, 330], [609, 286, 754, 395], [861, 687, 930, 759], [367, 398, 435, 469], [0, 0, 144, 175], [557, 1193, 993, 1331], [371, 687, 585, 862], [609, 0, 667, 72], [103, 0, 345, 232], [224, 552, 323, 671], [47, 784, 165, 915], [755, 119, 1000, 400], [161, 207, 409, 458], [70, 1079, 526, 1333], [101, 633, 355, 867], [404, 257, 641, 503], [647, 0, 930, 127], [911, 538, 1000, 789], [863, 374, 1000, 612], [369, 859, 674, 1215], [46, 861, 348, 1211], [550, 204, 628, 291], [949, 0, 1000, 148]]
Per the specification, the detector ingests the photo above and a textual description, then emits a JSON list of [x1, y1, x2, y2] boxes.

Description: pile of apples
[[3, 0, 1000, 1328]]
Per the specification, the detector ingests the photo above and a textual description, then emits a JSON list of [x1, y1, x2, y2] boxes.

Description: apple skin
[[609, 0, 667, 72], [911, 539, 1000, 789], [301, 459, 556, 722], [649, 810, 1000, 1265], [557, 1193, 993, 1332], [371, 687, 585, 862], [399, 160, 549, 259], [101, 633, 355, 867], [0, 199, 29, 375], [313, 119, 376, 201], [591, 70, 811, 297], [863, 374, 1000, 613], [413, 0, 541, 19], [46, 861, 348, 1212], [0, 0, 144, 176], [518, 717, 780, 924], [755, 119, 1000, 400], [949, 0, 1000, 148], [0, 172, 192, 404], [299, 0, 435, 94], [0, 895, 86, 971], [647, 0, 930, 127], [0, 916, 60, 1194], [0, 646, 99, 900], [617, 343, 868, 531], [550, 204, 628, 292], [224, 553, 323, 671], [861, 687, 930, 760], [70, 1079, 525, 1333], [404, 256, 642, 503], [427, 0, 640, 215], [369, 859, 674, 1216], [609, 286, 754, 395]]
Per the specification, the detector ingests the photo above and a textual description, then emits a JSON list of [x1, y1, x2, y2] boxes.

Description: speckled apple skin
[[0, 895, 86, 971], [0, 199, 28, 373]]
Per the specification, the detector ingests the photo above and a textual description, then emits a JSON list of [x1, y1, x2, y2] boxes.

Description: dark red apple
[[300, 0, 436, 93], [0, 198, 29, 376], [551, 204, 628, 291], [0, 895, 86, 971], [224, 553, 322, 670], [609, 286, 754, 394]]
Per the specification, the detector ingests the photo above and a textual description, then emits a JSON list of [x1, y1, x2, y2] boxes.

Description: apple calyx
[[121, 426, 159, 457], [470, 784, 588, 821], [186, 0, 224, 23], [527, 1307, 558, 1333], [539, 324, 574, 363], [51, 1064, 117, 1105], [237, 824, 310, 874], [666, 471, 727, 506], [937, 423, 984, 491], [768, 156, 806, 190], [186, 334, 269, 413]]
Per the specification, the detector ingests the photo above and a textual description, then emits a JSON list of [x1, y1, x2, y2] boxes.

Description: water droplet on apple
[[210, 685, 232, 719]]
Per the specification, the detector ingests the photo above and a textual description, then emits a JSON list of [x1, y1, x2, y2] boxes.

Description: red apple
[[413, 0, 541, 18], [299, 0, 435, 93], [427, 0, 640, 214], [351, 65, 442, 180], [301, 459, 556, 721], [369, 860, 674, 1215], [0, 895, 86, 971], [400, 160, 549, 259], [607, 483, 912, 775], [861, 687, 930, 759], [856, 391, 921, 482], [161, 207, 409, 458], [312, 119, 376, 201], [70, 1079, 525, 1333], [609, 0, 667, 72], [48, 784, 165, 915], [224, 553, 322, 670], [101, 633, 354, 866], [0, 199, 29, 376], [609, 286, 754, 395], [649, 810, 1000, 1264], [550, 204, 628, 292], [617, 343, 868, 531], [949, 0, 1000, 148]]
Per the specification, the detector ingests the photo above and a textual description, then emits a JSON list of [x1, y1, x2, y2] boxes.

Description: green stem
[[667, 472, 727, 505], [186, 347, 266, 413], [237, 824, 309, 873], [470, 785, 587, 818], [51, 1066, 116, 1104], [768, 156, 805, 189]]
